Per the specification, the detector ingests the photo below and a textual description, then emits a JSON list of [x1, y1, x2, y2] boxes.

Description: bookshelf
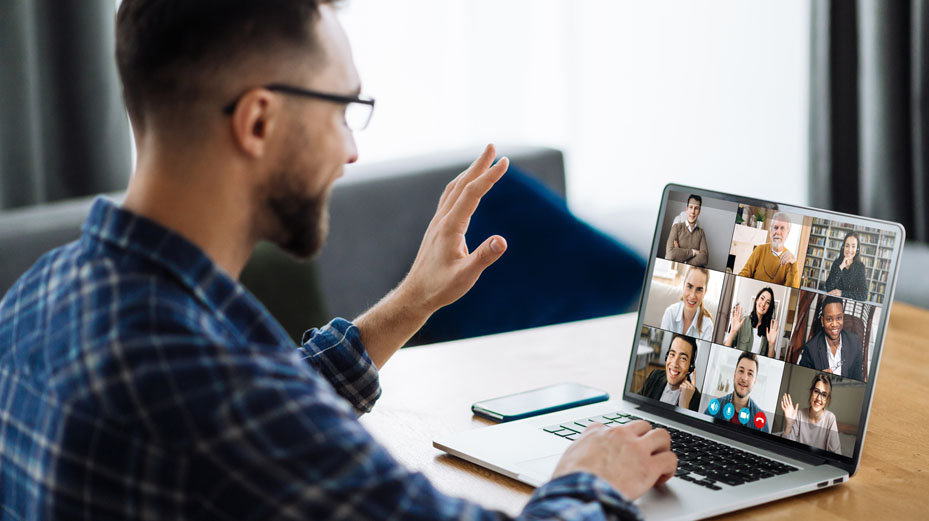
[[801, 218, 894, 304]]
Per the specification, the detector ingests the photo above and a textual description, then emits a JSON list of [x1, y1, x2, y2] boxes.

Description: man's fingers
[[437, 144, 497, 216], [444, 157, 509, 231], [621, 420, 652, 436], [651, 450, 679, 487], [463, 235, 507, 278], [642, 428, 672, 454], [582, 422, 607, 434]]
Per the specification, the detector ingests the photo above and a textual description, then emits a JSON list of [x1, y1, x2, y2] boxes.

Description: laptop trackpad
[[516, 453, 561, 480]]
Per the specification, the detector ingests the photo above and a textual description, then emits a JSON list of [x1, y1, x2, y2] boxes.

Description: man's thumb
[[471, 235, 507, 271]]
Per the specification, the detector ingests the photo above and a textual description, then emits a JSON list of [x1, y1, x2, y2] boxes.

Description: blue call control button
[[722, 402, 735, 420]]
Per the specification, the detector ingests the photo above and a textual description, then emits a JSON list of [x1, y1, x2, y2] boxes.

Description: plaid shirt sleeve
[[284, 320, 643, 519], [298, 318, 382, 414], [140, 337, 642, 521], [0, 199, 644, 520]]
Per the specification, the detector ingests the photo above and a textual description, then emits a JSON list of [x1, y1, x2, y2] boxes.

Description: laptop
[[434, 184, 905, 520]]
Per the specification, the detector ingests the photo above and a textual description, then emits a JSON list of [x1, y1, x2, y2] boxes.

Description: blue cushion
[[411, 164, 646, 345]]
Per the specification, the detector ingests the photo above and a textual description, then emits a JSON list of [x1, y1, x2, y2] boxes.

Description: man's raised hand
[[398, 144, 509, 315]]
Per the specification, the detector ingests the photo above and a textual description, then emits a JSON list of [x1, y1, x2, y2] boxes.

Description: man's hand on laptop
[[552, 420, 677, 500]]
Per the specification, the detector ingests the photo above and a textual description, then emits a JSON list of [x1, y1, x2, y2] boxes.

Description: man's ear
[[229, 88, 279, 158]]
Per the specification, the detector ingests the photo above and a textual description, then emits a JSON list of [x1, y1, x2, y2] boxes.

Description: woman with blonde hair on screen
[[660, 266, 714, 341]]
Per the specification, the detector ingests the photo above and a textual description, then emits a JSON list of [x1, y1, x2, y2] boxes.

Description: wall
[[338, 0, 811, 239]]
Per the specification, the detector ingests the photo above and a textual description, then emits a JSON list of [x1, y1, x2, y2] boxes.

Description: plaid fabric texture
[[0, 197, 640, 520]]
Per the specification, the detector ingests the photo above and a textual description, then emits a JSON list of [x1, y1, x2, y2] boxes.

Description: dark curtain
[[810, 0, 929, 243], [0, 0, 130, 210]]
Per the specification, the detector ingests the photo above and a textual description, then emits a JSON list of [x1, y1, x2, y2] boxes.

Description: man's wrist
[[392, 279, 436, 325]]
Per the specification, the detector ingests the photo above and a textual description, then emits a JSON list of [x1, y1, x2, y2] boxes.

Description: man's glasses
[[222, 84, 375, 131], [812, 388, 830, 400]]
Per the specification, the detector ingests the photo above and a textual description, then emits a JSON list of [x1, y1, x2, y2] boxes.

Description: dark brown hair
[[115, 0, 333, 124], [750, 287, 776, 338], [737, 351, 758, 373]]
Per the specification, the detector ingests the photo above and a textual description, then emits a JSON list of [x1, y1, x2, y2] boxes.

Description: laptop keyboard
[[543, 412, 799, 491]]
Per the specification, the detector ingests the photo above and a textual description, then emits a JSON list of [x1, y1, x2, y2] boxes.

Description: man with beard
[[705, 352, 770, 432], [798, 296, 864, 381], [738, 212, 800, 288], [665, 194, 709, 266], [640, 334, 703, 411], [0, 1, 675, 519]]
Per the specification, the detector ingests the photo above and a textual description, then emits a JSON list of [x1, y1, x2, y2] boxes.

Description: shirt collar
[[674, 301, 702, 336], [673, 301, 685, 323], [827, 333, 843, 361]]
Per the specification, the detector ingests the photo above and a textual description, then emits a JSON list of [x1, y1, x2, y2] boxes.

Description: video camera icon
[[738, 407, 751, 425]]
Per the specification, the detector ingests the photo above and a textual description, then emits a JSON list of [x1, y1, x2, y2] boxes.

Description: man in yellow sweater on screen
[[738, 212, 800, 288]]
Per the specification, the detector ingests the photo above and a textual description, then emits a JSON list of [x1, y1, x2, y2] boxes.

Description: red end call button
[[753, 412, 767, 430]]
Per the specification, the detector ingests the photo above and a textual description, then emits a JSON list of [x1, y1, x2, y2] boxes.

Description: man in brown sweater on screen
[[738, 211, 800, 288], [665, 194, 709, 266]]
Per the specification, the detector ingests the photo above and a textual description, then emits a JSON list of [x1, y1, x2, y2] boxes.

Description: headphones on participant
[[666, 334, 697, 376]]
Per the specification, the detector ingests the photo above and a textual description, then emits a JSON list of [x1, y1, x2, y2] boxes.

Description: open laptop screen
[[624, 185, 904, 467]]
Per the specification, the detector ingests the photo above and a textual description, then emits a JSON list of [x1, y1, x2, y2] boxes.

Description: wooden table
[[359, 302, 929, 519]]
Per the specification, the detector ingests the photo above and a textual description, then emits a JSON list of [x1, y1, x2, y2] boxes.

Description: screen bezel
[[622, 183, 905, 476]]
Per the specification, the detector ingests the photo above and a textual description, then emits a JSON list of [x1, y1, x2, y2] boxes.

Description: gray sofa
[[0, 145, 568, 343], [2, 145, 927, 347]]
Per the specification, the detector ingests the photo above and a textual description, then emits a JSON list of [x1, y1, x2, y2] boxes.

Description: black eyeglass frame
[[222, 83, 375, 129]]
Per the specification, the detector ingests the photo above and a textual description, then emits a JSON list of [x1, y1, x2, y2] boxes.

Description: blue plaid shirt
[[0, 197, 640, 520]]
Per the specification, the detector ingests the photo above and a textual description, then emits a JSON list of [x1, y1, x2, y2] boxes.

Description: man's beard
[[734, 385, 749, 400], [265, 170, 329, 260]]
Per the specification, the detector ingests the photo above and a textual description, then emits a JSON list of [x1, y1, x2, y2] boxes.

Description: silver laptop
[[434, 184, 904, 520]]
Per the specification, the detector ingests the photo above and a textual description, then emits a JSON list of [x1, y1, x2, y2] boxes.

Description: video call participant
[[798, 296, 864, 381], [704, 352, 770, 433], [639, 334, 703, 411], [660, 266, 714, 341], [780, 373, 841, 453], [665, 194, 709, 267], [738, 212, 800, 288], [723, 287, 778, 358], [823, 231, 868, 301]]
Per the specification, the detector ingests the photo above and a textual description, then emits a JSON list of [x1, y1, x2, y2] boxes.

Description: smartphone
[[471, 382, 610, 422]]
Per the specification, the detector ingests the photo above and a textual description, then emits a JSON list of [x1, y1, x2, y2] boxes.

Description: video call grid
[[628, 189, 891, 458]]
